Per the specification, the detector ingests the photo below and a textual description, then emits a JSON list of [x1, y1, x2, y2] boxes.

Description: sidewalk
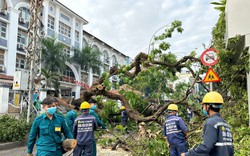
[[0, 140, 26, 151]]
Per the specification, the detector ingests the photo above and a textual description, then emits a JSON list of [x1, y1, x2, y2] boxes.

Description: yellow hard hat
[[121, 106, 125, 110], [80, 101, 90, 109], [167, 104, 178, 111], [202, 91, 224, 104]]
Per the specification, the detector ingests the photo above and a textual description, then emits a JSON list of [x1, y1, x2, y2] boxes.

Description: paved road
[[0, 146, 73, 156], [0, 146, 130, 156]]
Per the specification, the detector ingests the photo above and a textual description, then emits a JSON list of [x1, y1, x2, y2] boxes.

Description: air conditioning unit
[[19, 17, 25, 24], [0, 9, 7, 15], [0, 66, 5, 73]]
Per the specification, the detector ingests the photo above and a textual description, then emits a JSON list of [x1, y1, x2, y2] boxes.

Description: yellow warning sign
[[202, 68, 221, 83], [14, 83, 19, 87], [14, 93, 20, 107]]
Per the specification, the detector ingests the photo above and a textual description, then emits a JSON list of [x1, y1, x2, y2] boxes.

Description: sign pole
[[209, 66, 213, 91], [210, 82, 213, 91]]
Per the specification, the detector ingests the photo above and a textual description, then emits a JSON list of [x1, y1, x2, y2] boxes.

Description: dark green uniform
[[27, 113, 73, 156], [66, 110, 77, 132]]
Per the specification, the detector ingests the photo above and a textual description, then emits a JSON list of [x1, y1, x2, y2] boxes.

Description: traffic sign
[[200, 48, 219, 66], [203, 68, 221, 83]]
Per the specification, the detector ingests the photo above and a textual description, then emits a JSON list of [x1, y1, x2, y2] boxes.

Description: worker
[[66, 106, 80, 132], [84, 98, 107, 156], [181, 91, 234, 156], [163, 104, 188, 156], [73, 101, 97, 156], [27, 97, 73, 156], [121, 106, 129, 134]]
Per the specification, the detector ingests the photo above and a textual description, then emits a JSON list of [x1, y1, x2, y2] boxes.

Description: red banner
[[63, 76, 90, 89]]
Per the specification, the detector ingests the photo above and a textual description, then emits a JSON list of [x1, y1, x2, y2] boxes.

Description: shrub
[[0, 114, 31, 142]]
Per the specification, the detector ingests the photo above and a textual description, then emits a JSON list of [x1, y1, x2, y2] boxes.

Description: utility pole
[[25, 0, 44, 123]]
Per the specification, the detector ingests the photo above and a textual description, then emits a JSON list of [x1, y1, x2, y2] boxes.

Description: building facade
[[225, 0, 250, 126], [0, 0, 131, 112]]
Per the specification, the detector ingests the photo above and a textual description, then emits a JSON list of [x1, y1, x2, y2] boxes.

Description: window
[[60, 13, 70, 22], [63, 67, 75, 80], [104, 65, 109, 72], [48, 16, 55, 30], [0, 21, 7, 38], [63, 46, 70, 56], [92, 45, 99, 52], [18, 7, 30, 21], [49, 6, 54, 12], [0, 49, 4, 66], [17, 29, 27, 45], [16, 54, 26, 69], [76, 22, 79, 28], [103, 50, 109, 64], [112, 55, 118, 66], [82, 38, 87, 48], [75, 30, 79, 42], [59, 22, 71, 37]]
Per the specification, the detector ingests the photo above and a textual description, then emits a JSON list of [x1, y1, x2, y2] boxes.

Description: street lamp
[[147, 24, 170, 54]]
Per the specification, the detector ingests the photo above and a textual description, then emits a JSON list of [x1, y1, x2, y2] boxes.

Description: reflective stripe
[[166, 130, 182, 135], [214, 122, 229, 129], [214, 142, 233, 146], [166, 118, 180, 122], [74, 117, 95, 122]]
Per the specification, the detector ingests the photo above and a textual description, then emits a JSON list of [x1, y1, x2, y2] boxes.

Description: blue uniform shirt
[[27, 113, 73, 154], [121, 110, 128, 126], [90, 109, 106, 129], [73, 113, 97, 145], [66, 110, 77, 132], [163, 115, 188, 146], [185, 113, 234, 156]]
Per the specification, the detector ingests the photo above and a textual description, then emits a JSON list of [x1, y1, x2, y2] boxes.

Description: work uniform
[[84, 109, 106, 156], [66, 110, 77, 132], [163, 115, 188, 156], [184, 113, 234, 156], [27, 113, 73, 156], [121, 110, 128, 127], [73, 113, 97, 156]]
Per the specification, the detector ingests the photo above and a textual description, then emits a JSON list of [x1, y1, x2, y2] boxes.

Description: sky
[[59, 0, 220, 59]]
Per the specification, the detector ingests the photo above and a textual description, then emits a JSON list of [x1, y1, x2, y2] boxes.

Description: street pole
[[26, 0, 44, 123], [209, 66, 213, 92], [210, 82, 213, 91], [147, 24, 170, 54]]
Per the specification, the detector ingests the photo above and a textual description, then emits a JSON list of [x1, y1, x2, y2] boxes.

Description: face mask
[[47, 107, 56, 115], [202, 108, 208, 116], [91, 105, 97, 110]]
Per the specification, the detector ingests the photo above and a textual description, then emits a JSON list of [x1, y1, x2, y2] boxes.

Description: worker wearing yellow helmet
[[182, 91, 234, 156], [73, 101, 97, 156], [121, 105, 128, 134], [163, 104, 188, 156]]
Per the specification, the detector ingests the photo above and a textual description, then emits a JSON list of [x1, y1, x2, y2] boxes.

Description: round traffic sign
[[200, 48, 219, 66]]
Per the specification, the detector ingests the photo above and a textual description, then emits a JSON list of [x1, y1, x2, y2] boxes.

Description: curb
[[0, 140, 26, 151]]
